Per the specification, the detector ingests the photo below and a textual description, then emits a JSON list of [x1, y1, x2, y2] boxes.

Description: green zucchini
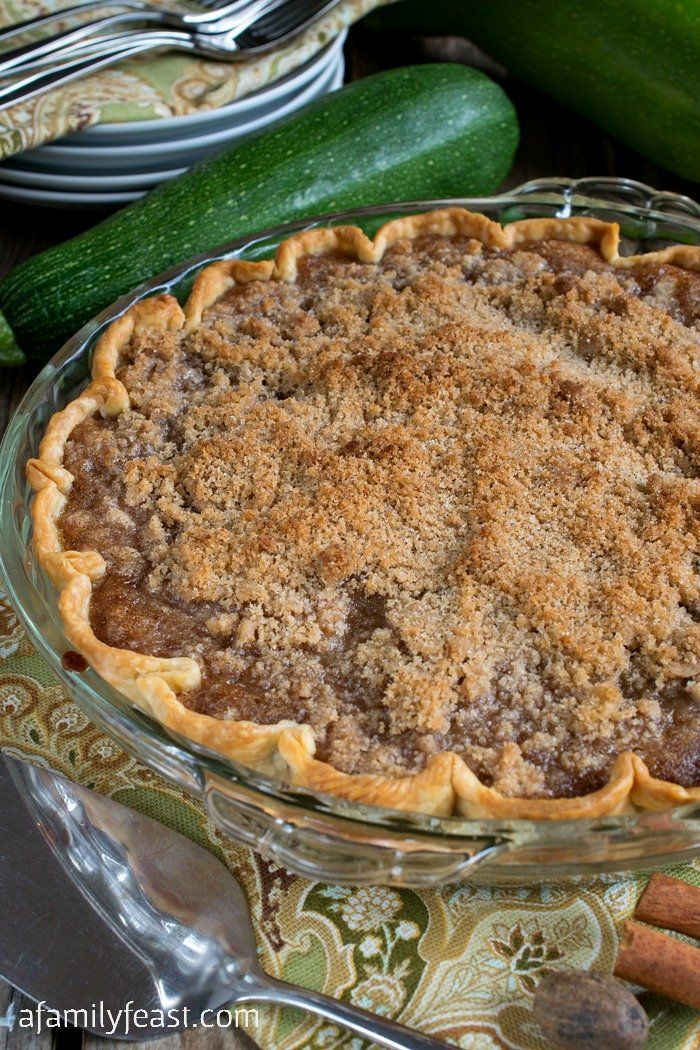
[[0, 63, 518, 364], [369, 0, 700, 182]]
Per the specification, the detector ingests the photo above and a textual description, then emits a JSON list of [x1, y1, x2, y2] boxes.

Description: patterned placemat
[[1, 578, 699, 1049], [0, 0, 389, 159]]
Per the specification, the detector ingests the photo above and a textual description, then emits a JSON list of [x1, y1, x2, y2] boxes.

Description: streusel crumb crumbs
[[60, 236, 700, 797]]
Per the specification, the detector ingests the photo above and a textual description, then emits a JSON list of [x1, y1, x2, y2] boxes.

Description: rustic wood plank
[[0, 989, 81, 1050], [0, 981, 14, 1050], [83, 1033, 183, 1050], [0, 370, 31, 438], [82, 1019, 256, 1049]]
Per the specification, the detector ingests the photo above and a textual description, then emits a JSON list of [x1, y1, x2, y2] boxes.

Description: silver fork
[[0, 0, 341, 111], [0, 0, 273, 77]]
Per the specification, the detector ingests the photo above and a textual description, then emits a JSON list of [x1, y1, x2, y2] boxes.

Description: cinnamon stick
[[634, 873, 700, 939], [614, 920, 700, 1011]]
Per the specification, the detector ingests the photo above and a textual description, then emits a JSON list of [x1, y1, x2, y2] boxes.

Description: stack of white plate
[[0, 31, 345, 207]]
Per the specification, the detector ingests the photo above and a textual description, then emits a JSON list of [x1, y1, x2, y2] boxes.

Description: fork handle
[[0, 1, 147, 45], [0, 11, 170, 77], [0, 34, 191, 112]]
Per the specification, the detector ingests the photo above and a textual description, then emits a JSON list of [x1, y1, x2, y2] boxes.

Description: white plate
[[0, 182, 142, 207], [0, 163, 186, 189], [27, 53, 343, 172], [69, 32, 346, 143], [0, 61, 344, 206]]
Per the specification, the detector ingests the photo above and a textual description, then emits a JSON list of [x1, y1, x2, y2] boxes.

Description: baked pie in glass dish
[[26, 204, 700, 823]]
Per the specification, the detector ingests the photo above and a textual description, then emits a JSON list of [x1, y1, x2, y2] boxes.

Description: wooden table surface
[[0, 21, 697, 1050]]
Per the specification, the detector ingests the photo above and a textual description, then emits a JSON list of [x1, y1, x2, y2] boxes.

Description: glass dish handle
[[508, 175, 700, 219], [203, 772, 509, 886]]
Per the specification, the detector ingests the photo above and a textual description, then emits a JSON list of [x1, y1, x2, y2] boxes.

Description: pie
[[28, 208, 700, 819]]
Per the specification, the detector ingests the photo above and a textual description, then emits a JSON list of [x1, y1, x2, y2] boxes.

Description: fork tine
[[248, 0, 313, 33], [241, 0, 335, 42], [197, 0, 258, 9]]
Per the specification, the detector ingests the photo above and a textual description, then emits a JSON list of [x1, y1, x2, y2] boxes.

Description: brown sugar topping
[[59, 235, 700, 798]]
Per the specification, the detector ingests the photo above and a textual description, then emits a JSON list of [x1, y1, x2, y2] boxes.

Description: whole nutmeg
[[534, 970, 648, 1050]]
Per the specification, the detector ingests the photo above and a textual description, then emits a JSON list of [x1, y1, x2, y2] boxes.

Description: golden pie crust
[[28, 208, 700, 820]]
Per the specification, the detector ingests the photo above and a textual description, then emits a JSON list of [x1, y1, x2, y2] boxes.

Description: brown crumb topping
[[60, 235, 700, 797]]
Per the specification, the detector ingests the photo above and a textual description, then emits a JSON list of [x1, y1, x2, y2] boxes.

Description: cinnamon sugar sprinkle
[[60, 235, 700, 798]]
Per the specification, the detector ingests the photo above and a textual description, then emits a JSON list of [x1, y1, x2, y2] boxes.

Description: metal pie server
[[0, 754, 448, 1048]]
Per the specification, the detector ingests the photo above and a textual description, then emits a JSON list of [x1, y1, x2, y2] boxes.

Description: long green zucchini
[[369, 0, 700, 182], [0, 63, 518, 364]]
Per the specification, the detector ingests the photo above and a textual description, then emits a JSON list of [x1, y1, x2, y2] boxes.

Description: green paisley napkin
[[1, 580, 700, 1049], [0, 0, 389, 159]]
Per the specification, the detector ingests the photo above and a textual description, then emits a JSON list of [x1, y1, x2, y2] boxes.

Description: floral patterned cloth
[[0, 0, 389, 159], [2, 581, 700, 1048]]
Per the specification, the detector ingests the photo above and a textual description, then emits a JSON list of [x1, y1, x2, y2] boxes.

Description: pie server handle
[[236, 971, 452, 1050]]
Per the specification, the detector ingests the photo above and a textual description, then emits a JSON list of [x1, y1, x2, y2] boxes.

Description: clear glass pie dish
[[2, 176, 700, 887]]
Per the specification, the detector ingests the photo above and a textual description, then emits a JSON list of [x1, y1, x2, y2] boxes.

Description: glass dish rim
[[2, 175, 700, 850]]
